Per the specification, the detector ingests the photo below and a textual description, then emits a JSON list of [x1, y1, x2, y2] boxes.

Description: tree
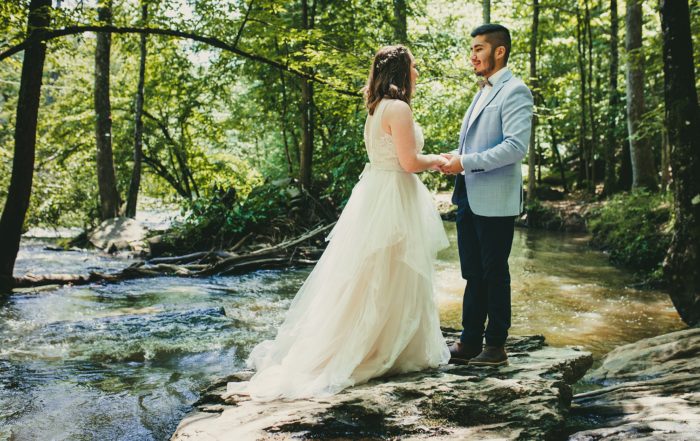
[[527, 0, 539, 202], [125, 1, 148, 218], [482, 0, 491, 23], [94, 0, 121, 219], [299, 0, 316, 191], [575, 4, 590, 188], [660, 0, 700, 326], [0, 0, 51, 290], [625, 0, 657, 191], [603, 0, 619, 195], [584, 0, 596, 193], [393, 0, 407, 43]]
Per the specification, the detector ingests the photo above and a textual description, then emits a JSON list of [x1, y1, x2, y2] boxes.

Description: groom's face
[[470, 35, 497, 78]]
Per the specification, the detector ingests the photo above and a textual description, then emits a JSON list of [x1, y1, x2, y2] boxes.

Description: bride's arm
[[383, 100, 446, 173]]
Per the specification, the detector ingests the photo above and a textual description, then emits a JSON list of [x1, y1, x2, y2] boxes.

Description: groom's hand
[[439, 153, 464, 175]]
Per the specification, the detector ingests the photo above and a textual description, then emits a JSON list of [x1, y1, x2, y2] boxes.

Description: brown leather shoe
[[448, 341, 482, 365], [468, 345, 508, 366]]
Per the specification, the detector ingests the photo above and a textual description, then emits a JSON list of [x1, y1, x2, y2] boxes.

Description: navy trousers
[[453, 176, 515, 347]]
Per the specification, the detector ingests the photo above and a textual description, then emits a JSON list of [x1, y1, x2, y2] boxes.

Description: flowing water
[[0, 225, 685, 440]]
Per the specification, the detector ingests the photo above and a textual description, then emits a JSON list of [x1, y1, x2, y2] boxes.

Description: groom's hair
[[471, 24, 511, 64]]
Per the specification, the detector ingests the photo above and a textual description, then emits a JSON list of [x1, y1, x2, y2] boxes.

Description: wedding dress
[[226, 98, 450, 401]]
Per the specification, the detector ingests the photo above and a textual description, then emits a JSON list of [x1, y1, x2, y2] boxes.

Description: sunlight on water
[[0, 226, 686, 440], [13, 239, 131, 276], [435, 224, 685, 358]]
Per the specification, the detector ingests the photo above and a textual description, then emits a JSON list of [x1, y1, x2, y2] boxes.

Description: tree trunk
[[536, 140, 542, 184], [619, 139, 632, 190], [603, 0, 619, 195], [0, 0, 51, 290], [279, 71, 294, 176], [576, 7, 590, 189], [126, 1, 148, 218], [625, 0, 657, 191], [550, 123, 568, 192], [175, 123, 199, 198], [585, 0, 596, 193], [660, 128, 670, 192], [299, 0, 315, 191], [482, 0, 491, 23], [660, 0, 700, 326], [95, 0, 121, 219], [393, 0, 407, 43], [527, 0, 539, 202], [299, 81, 314, 190]]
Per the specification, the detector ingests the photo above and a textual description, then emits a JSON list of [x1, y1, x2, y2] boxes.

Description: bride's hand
[[428, 154, 448, 171]]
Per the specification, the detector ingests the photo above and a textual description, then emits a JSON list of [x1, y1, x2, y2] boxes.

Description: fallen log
[[147, 250, 235, 265], [9, 223, 335, 291], [195, 223, 334, 276]]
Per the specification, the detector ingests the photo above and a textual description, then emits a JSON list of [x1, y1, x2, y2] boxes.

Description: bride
[[226, 45, 450, 401]]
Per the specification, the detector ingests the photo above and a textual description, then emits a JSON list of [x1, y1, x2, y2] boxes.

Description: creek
[[0, 224, 684, 440]]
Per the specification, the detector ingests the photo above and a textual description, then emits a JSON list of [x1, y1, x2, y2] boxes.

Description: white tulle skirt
[[226, 164, 450, 401]]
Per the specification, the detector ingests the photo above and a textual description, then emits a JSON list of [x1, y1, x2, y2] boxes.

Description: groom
[[440, 24, 533, 366]]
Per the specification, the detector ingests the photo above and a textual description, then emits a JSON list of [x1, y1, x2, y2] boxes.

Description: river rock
[[569, 327, 700, 440], [170, 331, 592, 440], [88, 217, 149, 254]]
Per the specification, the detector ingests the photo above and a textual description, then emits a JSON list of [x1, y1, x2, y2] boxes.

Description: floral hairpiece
[[375, 47, 406, 69]]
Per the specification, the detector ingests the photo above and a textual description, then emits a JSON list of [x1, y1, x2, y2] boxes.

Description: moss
[[524, 200, 565, 230], [588, 190, 672, 286]]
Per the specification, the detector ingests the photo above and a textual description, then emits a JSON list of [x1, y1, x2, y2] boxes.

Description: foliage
[[1, 0, 698, 245], [523, 199, 564, 231], [588, 190, 672, 285], [159, 178, 314, 253]]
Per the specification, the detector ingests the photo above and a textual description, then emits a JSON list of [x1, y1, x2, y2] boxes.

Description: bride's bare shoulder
[[383, 99, 413, 122]]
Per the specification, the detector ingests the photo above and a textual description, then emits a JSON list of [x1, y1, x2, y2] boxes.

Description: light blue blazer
[[452, 69, 533, 217]]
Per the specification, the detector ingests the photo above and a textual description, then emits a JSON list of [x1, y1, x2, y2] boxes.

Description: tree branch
[[233, 0, 254, 48], [0, 25, 361, 97]]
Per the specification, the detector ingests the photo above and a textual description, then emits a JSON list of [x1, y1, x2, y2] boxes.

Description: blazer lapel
[[465, 70, 513, 138], [459, 90, 482, 153]]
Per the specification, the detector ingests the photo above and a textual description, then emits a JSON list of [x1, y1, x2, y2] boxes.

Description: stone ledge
[[568, 327, 700, 440], [171, 332, 592, 441]]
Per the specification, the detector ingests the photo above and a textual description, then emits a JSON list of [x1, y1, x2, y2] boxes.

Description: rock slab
[[569, 327, 700, 440], [88, 217, 148, 254], [171, 332, 592, 440]]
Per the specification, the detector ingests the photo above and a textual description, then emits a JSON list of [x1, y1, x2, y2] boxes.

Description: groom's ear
[[495, 45, 506, 62]]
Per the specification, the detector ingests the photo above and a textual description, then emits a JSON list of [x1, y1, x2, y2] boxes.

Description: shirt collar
[[484, 66, 510, 88]]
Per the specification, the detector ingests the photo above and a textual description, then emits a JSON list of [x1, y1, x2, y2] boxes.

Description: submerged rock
[[170, 331, 592, 440], [569, 327, 700, 440]]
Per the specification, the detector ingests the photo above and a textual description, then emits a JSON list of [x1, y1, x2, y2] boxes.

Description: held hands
[[424, 153, 464, 174], [437, 153, 464, 175], [428, 154, 449, 171]]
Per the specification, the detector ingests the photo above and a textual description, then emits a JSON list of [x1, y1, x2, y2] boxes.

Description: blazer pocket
[[482, 105, 499, 113]]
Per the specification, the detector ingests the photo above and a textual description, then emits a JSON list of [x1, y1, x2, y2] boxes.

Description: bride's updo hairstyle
[[363, 45, 413, 115]]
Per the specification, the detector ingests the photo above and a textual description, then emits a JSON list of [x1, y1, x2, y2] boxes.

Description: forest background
[[0, 0, 698, 324]]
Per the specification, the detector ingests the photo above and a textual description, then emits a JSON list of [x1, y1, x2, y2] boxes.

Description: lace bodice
[[363, 99, 424, 171]]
